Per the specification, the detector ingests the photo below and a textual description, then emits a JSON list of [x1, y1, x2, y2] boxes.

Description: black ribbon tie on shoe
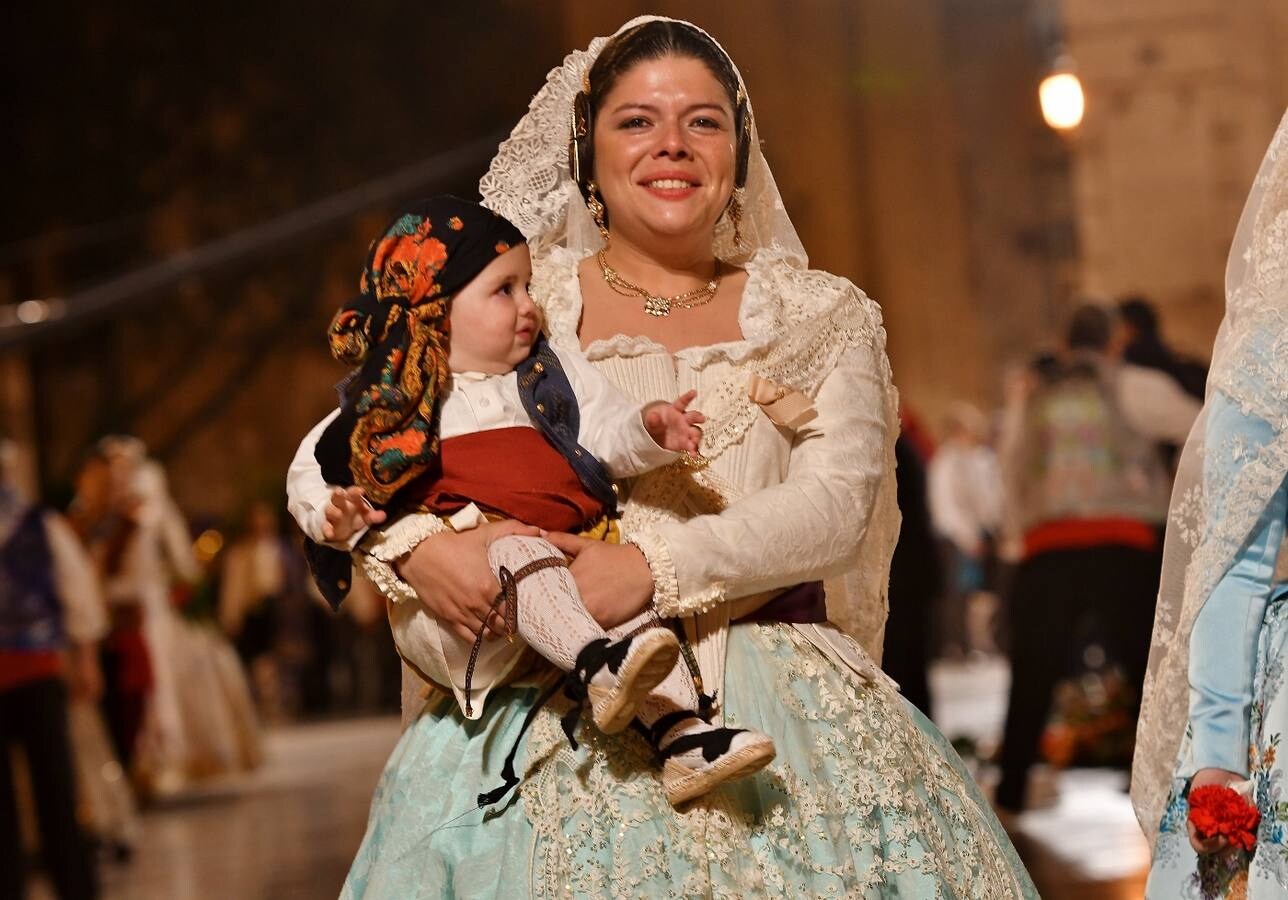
[[476, 637, 630, 809]]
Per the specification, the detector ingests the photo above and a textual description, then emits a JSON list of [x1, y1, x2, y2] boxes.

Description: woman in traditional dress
[[81, 438, 260, 794], [301, 18, 1037, 897], [1134, 107, 1288, 899]]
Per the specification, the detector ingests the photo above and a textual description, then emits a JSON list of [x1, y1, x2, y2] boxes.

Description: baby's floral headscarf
[[317, 196, 525, 505]]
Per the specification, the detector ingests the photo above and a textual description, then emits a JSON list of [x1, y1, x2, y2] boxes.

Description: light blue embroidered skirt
[[342, 623, 1037, 898]]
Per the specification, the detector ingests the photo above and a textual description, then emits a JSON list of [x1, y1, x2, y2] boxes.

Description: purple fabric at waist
[[733, 581, 827, 624]]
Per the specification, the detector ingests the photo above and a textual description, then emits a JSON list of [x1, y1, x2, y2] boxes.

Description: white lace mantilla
[[1134, 107, 1288, 846]]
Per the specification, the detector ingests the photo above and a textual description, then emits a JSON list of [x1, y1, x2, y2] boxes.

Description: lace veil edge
[[1132, 106, 1288, 847]]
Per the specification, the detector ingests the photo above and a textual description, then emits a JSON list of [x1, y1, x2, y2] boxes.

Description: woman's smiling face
[[592, 55, 737, 248]]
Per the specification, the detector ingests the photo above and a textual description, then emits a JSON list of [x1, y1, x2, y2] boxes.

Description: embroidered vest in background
[[1021, 358, 1171, 530], [0, 506, 64, 652]]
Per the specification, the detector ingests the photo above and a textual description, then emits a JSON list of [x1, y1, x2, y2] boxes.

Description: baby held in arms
[[287, 197, 774, 806]]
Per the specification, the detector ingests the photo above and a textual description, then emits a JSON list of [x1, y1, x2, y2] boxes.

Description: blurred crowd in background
[[1, 432, 400, 898]]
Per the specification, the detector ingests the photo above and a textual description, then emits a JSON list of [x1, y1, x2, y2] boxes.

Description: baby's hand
[[643, 390, 706, 454], [323, 486, 387, 543]]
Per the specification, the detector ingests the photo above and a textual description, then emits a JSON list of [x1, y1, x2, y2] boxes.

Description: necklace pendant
[[644, 296, 670, 317]]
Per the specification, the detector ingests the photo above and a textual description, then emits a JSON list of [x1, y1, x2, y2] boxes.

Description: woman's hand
[[543, 533, 654, 629], [396, 520, 540, 642], [1187, 767, 1247, 855]]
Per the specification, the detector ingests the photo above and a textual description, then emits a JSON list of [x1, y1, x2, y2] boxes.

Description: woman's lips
[[641, 176, 699, 200]]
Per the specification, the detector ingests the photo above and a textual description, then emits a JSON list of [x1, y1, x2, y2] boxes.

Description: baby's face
[[446, 244, 539, 374]]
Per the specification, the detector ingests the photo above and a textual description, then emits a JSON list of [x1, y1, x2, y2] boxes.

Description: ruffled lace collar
[[536, 246, 784, 368]]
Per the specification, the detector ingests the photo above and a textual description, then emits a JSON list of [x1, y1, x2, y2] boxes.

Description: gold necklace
[[596, 250, 722, 318]]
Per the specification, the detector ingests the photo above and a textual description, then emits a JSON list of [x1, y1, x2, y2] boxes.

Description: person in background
[[1117, 294, 1208, 402], [995, 304, 1198, 812], [219, 499, 302, 721], [0, 438, 104, 900], [74, 438, 196, 794], [66, 686, 140, 865], [882, 410, 944, 718], [927, 401, 1003, 659], [316, 569, 400, 715], [1108, 301, 1205, 451], [78, 438, 260, 796]]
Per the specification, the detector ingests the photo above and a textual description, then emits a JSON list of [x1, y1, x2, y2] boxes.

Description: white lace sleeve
[[636, 340, 889, 618], [355, 512, 451, 605]]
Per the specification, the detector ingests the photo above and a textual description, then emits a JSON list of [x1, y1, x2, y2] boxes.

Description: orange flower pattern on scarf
[[320, 198, 525, 505]]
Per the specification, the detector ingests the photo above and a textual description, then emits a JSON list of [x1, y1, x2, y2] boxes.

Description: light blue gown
[[341, 622, 1038, 898], [1148, 393, 1288, 898]]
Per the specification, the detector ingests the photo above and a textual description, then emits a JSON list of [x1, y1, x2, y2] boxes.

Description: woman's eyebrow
[[608, 102, 729, 116]]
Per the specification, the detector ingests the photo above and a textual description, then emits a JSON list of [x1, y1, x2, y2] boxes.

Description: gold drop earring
[[586, 181, 609, 245], [729, 187, 746, 249]]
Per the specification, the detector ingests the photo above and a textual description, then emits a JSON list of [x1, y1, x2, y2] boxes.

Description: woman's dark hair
[[570, 21, 751, 209]]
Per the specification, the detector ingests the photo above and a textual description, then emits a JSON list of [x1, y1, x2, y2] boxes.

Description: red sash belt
[[412, 427, 604, 533], [1023, 517, 1158, 559]]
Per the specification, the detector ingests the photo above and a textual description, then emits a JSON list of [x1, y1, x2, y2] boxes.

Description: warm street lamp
[[1040, 56, 1085, 132]]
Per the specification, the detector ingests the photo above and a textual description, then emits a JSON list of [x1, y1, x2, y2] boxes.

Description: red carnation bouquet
[[1188, 784, 1260, 851]]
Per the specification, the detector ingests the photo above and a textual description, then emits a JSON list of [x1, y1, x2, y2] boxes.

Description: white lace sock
[[487, 536, 736, 751], [486, 535, 681, 733], [486, 535, 607, 669]]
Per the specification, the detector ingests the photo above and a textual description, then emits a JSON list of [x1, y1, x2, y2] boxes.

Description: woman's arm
[[158, 494, 201, 585], [1187, 395, 1287, 776], [928, 452, 983, 556], [46, 511, 108, 646], [630, 339, 889, 618], [285, 404, 543, 641]]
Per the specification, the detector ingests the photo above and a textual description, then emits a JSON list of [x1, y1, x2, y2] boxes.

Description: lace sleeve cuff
[[627, 528, 725, 618], [357, 512, 450, 605], [357, 554, 417, 606]]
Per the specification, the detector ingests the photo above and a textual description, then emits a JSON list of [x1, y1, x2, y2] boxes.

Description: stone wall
[[1062, 0, 1288, 358]]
